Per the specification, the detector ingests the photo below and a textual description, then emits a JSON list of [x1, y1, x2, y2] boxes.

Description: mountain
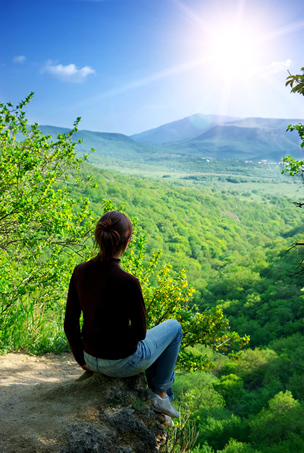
[[163, 116, 304, 161], [182, 124, 302, 160], [30, 114, 304, 164], [130, 114, 240, 144], [37, 125, 160, 160], [219, 117, 303, 130]]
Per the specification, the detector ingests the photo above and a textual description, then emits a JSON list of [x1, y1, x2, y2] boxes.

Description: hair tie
[[97, 219, 113, 232]]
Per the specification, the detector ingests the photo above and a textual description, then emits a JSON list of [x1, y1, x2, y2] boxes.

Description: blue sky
[[1, 0, 304, 135]]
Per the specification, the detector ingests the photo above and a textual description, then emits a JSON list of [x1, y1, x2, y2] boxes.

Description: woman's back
[[64, 256, 146, 363]]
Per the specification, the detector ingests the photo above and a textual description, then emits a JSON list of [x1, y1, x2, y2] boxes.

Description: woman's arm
[[64, 268, 86, 367], [129, 278, 147, 340]]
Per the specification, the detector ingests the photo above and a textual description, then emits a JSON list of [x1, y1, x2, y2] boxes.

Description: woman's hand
[[81, 364, 92, 371]]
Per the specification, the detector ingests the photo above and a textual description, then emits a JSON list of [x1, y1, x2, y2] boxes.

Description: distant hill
[[220, 117, 304, 130], [37, 125, 160, 160], [181, 123, 301, 160], [162, 116, 304, 161], [40, 125, 134, 144], [32, 114, 304, 164], [130, 113, 240, 144]]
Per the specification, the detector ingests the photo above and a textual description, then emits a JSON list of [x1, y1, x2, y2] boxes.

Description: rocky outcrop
[[1, 370, 167, 452]]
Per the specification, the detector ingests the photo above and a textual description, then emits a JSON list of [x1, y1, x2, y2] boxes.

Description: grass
[[0, 296, 69, 355]]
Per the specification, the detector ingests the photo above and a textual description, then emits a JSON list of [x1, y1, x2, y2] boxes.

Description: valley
[[5, 109, 304, 452]]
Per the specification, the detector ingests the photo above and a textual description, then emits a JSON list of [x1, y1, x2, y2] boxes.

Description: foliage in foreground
[[0, 96, 248, 370], [282, 66, 304, 182], [0, 93, 96, 352]]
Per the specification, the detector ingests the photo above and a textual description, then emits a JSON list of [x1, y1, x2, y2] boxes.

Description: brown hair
[[94, 211, 132, 261]]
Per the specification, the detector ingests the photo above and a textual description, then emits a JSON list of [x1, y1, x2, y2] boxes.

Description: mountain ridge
[[130, 113, 241, 144], [36, 113, 304, 162]]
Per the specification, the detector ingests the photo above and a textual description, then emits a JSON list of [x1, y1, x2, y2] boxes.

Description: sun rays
[[71, 0, 304, 121]]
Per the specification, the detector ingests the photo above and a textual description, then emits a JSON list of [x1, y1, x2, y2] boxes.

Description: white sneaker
[[152, 393, 180, 418], [162, 415, 174, 428]]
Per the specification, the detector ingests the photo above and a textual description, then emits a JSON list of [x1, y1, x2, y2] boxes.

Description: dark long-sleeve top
[[64, 257, 146, 366]]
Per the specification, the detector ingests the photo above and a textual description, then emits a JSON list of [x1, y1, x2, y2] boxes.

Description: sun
[[206, 23, 261, 80]]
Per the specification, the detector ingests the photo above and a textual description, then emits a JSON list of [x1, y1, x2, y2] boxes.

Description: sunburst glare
[[207, 23, 260, 79]]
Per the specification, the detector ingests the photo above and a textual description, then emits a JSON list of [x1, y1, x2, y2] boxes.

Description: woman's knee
[[164, 319, 183, 339], [175, 320, 183, 340]]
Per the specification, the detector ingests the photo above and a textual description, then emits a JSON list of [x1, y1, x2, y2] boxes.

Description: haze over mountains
[[38, 113, 304, 162], [130, 114, 241, 144]]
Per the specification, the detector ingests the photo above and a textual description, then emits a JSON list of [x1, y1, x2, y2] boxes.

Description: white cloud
[[13, 55, 26, 64], [261, 59, 292, 77], [41, 61, 96, 82]]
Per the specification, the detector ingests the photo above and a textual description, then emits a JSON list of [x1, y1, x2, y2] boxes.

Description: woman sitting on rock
[[64, 210, 182, 423]]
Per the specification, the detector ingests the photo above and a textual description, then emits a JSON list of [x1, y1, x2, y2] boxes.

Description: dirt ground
[[0, 351, 83, 387], [0, 351, 84, 453]]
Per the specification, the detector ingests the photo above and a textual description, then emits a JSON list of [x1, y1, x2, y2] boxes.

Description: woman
[[64, 210, 182, 422]]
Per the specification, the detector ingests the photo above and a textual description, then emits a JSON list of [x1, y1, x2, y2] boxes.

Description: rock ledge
[[1, 370, 167, 452]]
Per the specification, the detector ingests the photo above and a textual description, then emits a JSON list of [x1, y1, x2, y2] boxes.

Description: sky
[[1, 0, 304, 135]]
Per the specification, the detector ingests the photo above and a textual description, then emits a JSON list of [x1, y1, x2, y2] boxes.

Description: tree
[[213, 373, 245, 406], [217, 439, 260, 453], [286, 67, 304, 96], [281, 67, 304, 271], [249, 391, 304, 448], [0, 94, 96, 351], [282, 67, 304, 181]]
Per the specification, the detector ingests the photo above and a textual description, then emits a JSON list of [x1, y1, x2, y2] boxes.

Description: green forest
[[72, 165, 304, 452], [2, 82, 304, 452]]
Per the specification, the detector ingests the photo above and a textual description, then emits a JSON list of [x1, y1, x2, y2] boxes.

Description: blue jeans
[[84, 319, 182, 399]]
